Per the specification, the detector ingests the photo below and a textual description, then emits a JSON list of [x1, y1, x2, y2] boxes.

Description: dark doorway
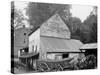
[[62, 53, 69, 58], [85, 49, 97, 57]]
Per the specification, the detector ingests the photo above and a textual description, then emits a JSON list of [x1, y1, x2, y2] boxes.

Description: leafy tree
[[26, 3, 71, 28], [83, 14, 97, 43], [63, 17, 82, 40]]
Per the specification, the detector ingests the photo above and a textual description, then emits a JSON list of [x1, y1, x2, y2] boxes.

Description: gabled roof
[[28, 14, 71, 38], [40, 14, 71, 39], [19, 52, 39, 58], [40, 36, 83, 52], [80, 43, 97, 49]]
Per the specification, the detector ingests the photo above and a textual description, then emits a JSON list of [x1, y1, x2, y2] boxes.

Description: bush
[[77, 55, 97, 69]]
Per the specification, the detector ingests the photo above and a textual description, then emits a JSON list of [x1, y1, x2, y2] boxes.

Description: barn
[[28, 14, 84, 60]]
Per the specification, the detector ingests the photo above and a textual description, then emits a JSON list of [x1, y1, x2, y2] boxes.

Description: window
[[22, 50, 25, 52], [35, 46, 37, 52], [24, 39, 25, 43], [32, 46, 34, 51], [24, 33, 26, 35], [47, 53, 55, 60]]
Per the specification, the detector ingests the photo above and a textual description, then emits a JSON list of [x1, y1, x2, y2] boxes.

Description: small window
[[24, 39, 25, 43], [35, 46, 37, 52], [24, 33, 26, 35], [22, 50, 25, 52], [32, 46, 34, 51]]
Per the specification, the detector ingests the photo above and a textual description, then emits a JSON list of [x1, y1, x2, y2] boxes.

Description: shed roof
[[80, 43, 97, 49], [40, 36, 83, 52], [19, 52, 39, 58]]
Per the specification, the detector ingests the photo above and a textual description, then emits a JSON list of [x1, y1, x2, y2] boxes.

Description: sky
[[14, 1, 94, 25], [70, 5, 93, 22], [14, 1, 28, 19], [14, 1, 29, 27]]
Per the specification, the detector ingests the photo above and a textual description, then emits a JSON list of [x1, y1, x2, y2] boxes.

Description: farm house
[[14, 25, 30, 57]]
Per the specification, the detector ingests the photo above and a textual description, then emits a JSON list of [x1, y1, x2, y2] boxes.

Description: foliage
[[26, 3, 71, 28], [26, 3, 97, 44], [83, 14, 97, 43], [11, 2, 25, 30], [63, 11, 97, 43], [76, 55, 97, 69]]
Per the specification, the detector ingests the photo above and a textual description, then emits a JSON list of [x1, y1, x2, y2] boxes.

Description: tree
[[14, 9, 25, 28], [11, 2, 26, 30], [83, 14, 97, 43], [26, 3, 71, 28], [63, 16, 83, 40]]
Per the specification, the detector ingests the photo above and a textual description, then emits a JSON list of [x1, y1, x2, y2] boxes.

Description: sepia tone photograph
[[11, 1, 97, 74]]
